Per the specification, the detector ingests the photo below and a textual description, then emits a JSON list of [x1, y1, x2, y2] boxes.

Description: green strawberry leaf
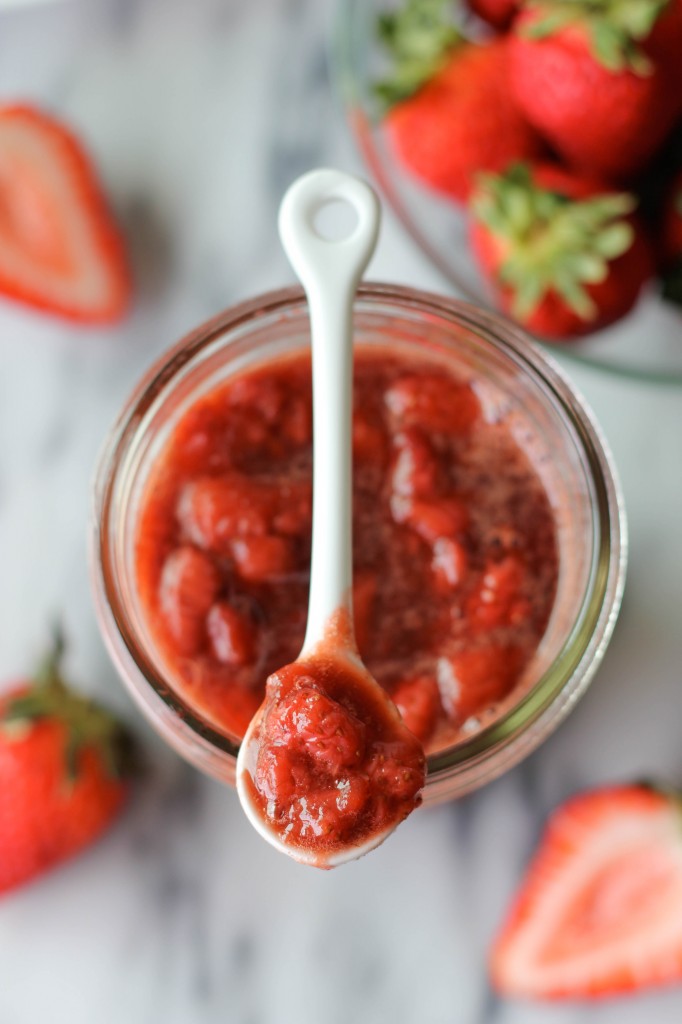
[[374, 0, 462, 109], [521, 0, 670, 74], [1, 628, 137, 782], [471, 163, 638, 321], [594, 221, 635, 257]]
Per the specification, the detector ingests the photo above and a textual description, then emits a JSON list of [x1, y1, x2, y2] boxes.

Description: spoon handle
[[278, 169, 380, 654]]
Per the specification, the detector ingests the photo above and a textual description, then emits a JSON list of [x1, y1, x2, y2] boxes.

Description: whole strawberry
[[376, 0, 542, 203], [509, 0, 682, 181], [661, 169, 682, 304], [0, 105, 131, 323], [0, 632, 133, 895], [491, 784, 682, 999], [469, 163, 653, 338]]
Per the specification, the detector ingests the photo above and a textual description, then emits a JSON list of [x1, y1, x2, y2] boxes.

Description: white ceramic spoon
[[236, 169, 425, 867]]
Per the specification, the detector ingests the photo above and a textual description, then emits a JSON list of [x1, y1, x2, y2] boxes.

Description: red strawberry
[[0, 632, 133, 895], [375, 0, 542, 202], [469, 0, 519, 31], [509, 0, 682, 181], [660, 169, 682, 304], [491, 784, 682, 999], [469, 163, 653, 339], [0, 105, 130, 322]]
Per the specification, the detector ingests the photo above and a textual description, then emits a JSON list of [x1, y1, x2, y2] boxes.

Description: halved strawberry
[[0, 105, 130, 322], [491, 784, 682, 999]]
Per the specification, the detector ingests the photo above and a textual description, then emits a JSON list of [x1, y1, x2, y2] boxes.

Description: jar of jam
[[90, 284, 626, 803]]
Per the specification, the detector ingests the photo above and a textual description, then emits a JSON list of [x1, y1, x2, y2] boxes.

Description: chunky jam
[[135, 349, 558, 751], [245, 641, 426, 859]]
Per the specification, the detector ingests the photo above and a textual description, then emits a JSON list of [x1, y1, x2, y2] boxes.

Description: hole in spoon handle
[[278, 169, 380, 300], [278, 170, 381, 655]]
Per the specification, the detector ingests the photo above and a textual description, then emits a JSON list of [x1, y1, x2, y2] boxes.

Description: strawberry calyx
[[0, 628, 135, 783], [470, 163, 637, 321], [374, 0, 463, 108], [521, 0, 672, 74]]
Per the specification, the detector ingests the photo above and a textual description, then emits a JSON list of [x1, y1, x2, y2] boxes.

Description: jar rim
[[90, 283, 627, 795]]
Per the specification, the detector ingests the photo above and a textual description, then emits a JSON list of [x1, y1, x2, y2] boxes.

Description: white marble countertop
[[0, 1, 681, 1021]]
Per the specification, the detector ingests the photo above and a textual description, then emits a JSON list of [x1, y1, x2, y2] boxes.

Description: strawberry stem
[[1, 629, 136, 783], [34, 622, 67, 690]]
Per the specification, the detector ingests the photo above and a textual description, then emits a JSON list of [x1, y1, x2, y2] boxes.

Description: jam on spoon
[[236, 169, 426, 867]]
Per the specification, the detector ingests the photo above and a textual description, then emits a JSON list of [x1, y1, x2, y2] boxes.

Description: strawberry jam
[[244, 645, 426, 859], [135, 349, 558, 750]]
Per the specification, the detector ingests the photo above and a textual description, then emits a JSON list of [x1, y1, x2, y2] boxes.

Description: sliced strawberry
[[390, 427, 440, 499], [0, 105, 130, 322], [159, 546, 220, 656], [437, 645, 522, 722], [385, 373, 481, 434], [466, 555, 529, 630], [400, 497, 470, 545], [231, 535, 294, 582], [206, 601, 257, 667], [392, 674, 441, 742], [178, 475, 270, 553], [431, 537, 468, 590], [491, 785, 682, 999]]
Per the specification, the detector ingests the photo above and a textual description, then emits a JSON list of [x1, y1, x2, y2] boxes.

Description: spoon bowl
[[237, 649, 408, 868]]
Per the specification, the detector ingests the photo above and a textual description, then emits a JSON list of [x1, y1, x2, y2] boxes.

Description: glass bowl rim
[[330, 0, 682, 388]]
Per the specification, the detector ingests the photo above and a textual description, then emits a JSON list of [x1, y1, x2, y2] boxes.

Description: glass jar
[[90, 284, 626, 803]]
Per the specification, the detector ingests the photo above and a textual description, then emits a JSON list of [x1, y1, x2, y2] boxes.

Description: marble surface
[[0, 1, 681, 1021]]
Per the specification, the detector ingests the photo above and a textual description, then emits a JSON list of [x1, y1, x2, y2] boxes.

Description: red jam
[[135, 349, 558, 750], [245, 639, 426, 858]]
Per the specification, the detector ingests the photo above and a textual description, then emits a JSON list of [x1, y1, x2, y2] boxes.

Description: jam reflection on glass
[[135, 349, 559, 751]]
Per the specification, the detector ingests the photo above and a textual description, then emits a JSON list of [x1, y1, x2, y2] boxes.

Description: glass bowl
[[333, 0, 682, 385], [90, 284, 626, 803]]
